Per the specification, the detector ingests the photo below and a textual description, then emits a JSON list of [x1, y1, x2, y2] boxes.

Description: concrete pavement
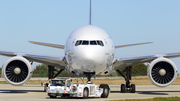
[[0, 84, 180, 101]]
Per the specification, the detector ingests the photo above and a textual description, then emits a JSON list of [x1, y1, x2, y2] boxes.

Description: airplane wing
[[113, 52, 180, 70], [0, 50, 65, 69]]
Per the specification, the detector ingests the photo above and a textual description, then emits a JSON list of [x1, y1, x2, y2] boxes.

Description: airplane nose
[[82, 47, 104, 62], [84, 47, 97, 60], [75, 46, 105, 72]]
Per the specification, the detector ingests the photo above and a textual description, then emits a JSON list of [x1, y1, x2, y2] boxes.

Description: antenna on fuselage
[[89, 0, 92, 25]]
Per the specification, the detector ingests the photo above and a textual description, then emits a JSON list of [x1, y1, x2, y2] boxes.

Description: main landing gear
[[116, 66, 136, 93], [48, 65, 64, 79]]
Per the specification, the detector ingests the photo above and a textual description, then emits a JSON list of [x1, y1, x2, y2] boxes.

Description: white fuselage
[[65, 25, 114, 76]]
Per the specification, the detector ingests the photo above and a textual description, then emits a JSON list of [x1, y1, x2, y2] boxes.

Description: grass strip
[[1, 76, 180, 85], [0, 81, 8, 84], [109, 96, 180, 101]]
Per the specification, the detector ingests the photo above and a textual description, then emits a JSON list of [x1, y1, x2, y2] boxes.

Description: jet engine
[[2, 56, 32, 86], [147, 58, 177, 87]]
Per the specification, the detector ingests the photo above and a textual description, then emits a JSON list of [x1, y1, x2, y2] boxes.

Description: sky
[[0, 0, 180, 72]]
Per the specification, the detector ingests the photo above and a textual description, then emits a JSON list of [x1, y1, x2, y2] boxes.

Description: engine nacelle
[[147, 58, 177, 87], [2, 56, 32, 86]]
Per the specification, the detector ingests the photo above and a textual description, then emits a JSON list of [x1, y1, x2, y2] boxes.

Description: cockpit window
[[75, 40, 82, 46], [90, 41, 97, 45], [82, 40, 89, 45], [75, 40, 104, 46], [97, 40, 104, 46]]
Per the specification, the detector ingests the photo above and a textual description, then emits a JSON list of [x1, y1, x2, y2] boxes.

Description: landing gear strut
[[83, 72, 95, 82], [116, 66, 136, 93], [48, 65, 64, 79]]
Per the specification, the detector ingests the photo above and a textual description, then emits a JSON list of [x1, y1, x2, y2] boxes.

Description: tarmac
[[0, 84, 180, 101]]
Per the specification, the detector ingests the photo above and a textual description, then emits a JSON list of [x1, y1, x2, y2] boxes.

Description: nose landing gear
[[83, 72, 110, 98], [83, 72, 95, 83], [116, 66, 136, 93]]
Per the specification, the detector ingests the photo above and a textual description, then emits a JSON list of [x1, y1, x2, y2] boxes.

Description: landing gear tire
[[116, 67, 136, 93], [50, 96, 56, 98], [101, 86, 109, 98], [130, 84, 135, 93], [121, 84, 126, 93], [61, 94, 70, 98], [83, 88, 89, 98]]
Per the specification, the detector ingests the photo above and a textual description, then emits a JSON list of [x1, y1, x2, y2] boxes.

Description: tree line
[[32, 64, 73, 77], [108, 63, 147, 76], [32, 63, 147, 77], [0, 63, 147, 77]]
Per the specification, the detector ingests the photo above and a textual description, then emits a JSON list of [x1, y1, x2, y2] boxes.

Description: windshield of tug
[[50, 80, 65, 86]]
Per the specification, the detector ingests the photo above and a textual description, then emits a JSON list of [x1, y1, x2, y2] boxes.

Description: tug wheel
[[101, 86, 109, 98], [83, 88, 89, 98]]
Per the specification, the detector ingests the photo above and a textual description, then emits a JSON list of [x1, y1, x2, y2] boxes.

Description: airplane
[[0, 0, 179, 94]]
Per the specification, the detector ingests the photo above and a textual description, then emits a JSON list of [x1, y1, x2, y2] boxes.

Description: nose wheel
[[116, 66, 136, 93]]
